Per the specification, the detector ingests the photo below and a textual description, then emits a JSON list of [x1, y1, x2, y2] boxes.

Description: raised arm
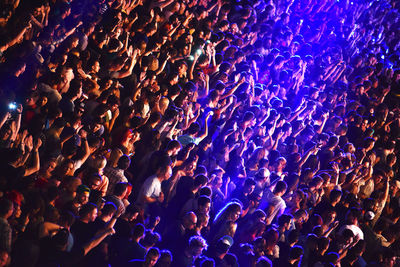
[[197, 111, 213, 142], [24, 138, 42, 177], [114, 48, 138, 79]]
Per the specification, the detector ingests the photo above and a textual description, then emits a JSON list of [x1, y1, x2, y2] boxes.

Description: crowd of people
[[0, 0, 399, 266]]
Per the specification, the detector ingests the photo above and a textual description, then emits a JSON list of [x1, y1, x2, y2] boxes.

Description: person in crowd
[[0, 0, 398, 266]]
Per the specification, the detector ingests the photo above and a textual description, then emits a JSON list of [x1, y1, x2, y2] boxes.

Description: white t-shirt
[[139, 175, 161, 203], [339, 224, 364, 240], [259, 189, 286, 223]]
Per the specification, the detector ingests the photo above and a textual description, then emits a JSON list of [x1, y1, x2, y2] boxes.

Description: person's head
[[59, 210, 75, 229], [156, 155, 172, 181], [188, 235, 208, 258], [165, 140, 181, 156], [121, 204, 139, 222], [141, 230, 161, 248], [274, 157, 287, 171], [79, 203, 98, 222], [294, 209, 308, 226], [346, 207, 360, 225], [187, 122, 201, 136], [289, 245, 303, 262], [215, 235, 234, 255], [86, 173, 103, 189], [273, 181, 287, 196], [182, 211, 197, 230], [132, 223, 145, 240], [199, 186, 212, 197], [114, 182, 128, 198], [117, 155, 131, 170], [325, 252, 340, 266], [278, 214, 293, 231], [75, 184, 90, 205], [255, 256, 272, 267], [196, 212, 210, 229], [372, 169, 385, 185], [214, 201, 242, 224], [342, 229, 355, 246], [100, 202, 117, 221], [363, 137, 375, 152], [255, 168, 270, 183], [145, 247, 160, 267], [156, 250, 172, 267], [197, 196, 211, 214], [329, 189, 342, 205], [194, 174, 208, 190], [90, 156, 107, 173], [323, 208, 337, 226], [243, 178, 256, 195], [200, 258, 215, 267]]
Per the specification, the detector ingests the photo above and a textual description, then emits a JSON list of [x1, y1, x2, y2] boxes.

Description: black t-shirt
[[71, 221, 95, 249], [114, 218, 132, 237]]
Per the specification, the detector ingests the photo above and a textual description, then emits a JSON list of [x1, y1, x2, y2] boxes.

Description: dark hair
[[132, 223, 145, 239], [141, 230, 161, 247], [157, 249, 172, 266], [59, 210, 76, 227], [79, 203, 97, 218], [330, 189, 342, 203], [66, 79, 82, 98], [146, 247, 160, 259], [114, 182, 128, 197], [194, 175, 208, 188], [198, 196, 211, 207], [188, 122, 201, 135], [199, 186, 212, 197], [290, 245, 303, 260], [278, 214, 293, 227], [117, 155, 131, 170], [125, 204, 140, 215], [166, 140, 181, 152], [102, 202, 117, 217], [274, 181, 287, 194]]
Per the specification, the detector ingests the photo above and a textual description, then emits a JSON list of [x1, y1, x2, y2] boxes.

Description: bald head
[[183, 212, 197, 230]]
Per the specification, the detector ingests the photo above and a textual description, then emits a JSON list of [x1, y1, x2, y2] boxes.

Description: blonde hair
[[90, 156, 107, 170]]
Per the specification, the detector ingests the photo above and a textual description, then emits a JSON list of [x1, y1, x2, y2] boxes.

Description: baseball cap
[[76, 184, 90, 194], [364, 211, 375, 221], [220, 236, 234, 248]]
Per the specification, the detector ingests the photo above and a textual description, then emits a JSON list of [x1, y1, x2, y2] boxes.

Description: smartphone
[[8, 102, 17, 111], [196, 49, 202, 56]]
